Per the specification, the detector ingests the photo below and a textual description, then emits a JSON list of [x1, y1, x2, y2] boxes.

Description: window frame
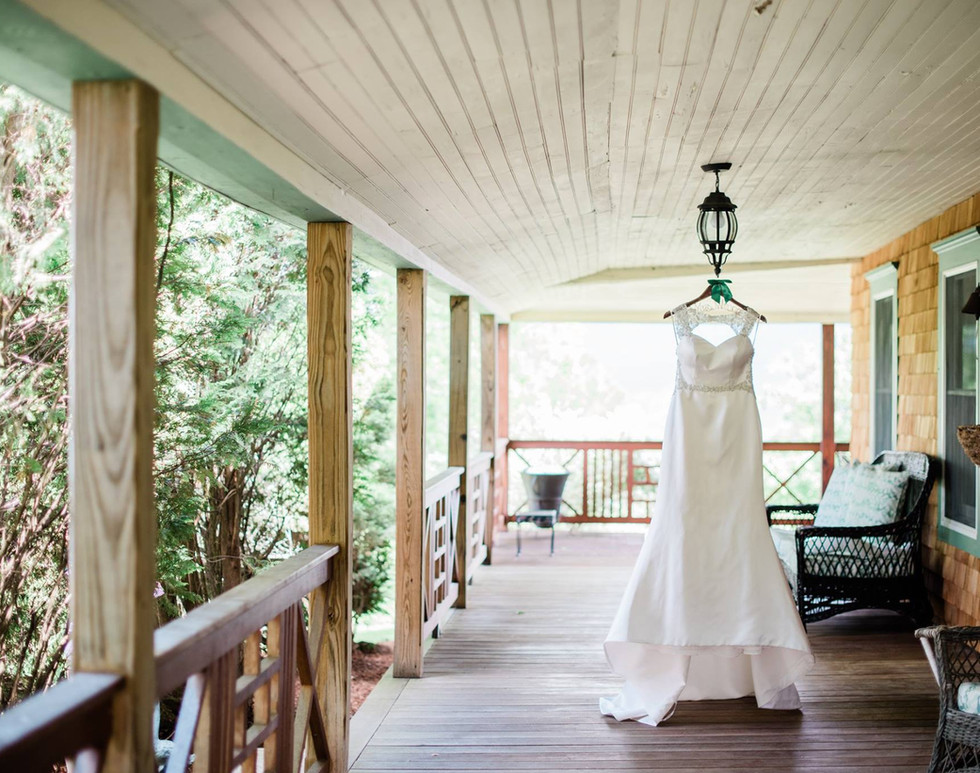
[[865, 262, 898, 459], [936, 226, 980, 552]]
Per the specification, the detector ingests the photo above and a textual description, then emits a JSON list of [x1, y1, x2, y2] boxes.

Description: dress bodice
[[670, 303, 759, 394]]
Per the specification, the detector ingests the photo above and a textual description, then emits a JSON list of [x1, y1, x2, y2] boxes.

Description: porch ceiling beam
[[560, 257, 862, 285], [1, 0, 507, 318], [511, 309, 852, 324]]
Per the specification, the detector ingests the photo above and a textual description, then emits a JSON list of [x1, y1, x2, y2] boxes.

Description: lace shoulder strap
[[671, 301, 760, 339], [670, 304, 695, 340], [731, 305, 761, 337]]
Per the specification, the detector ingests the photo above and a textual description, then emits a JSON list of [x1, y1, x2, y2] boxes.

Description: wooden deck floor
[[350, 528, 939, 772]]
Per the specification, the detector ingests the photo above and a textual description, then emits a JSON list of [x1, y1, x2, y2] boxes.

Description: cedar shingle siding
[[852, 191, 980, 624]]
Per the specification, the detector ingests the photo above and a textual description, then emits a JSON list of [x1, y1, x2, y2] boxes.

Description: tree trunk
[[211, 466, 243, 593]]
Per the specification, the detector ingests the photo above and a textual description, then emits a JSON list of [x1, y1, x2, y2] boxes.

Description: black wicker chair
[[767, 451, 937, 627], [916, 625, 980, 773]]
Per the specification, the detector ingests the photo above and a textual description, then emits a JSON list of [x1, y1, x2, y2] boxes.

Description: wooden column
[[480, 315, 497, 563], [448, 296, 470, 608], [496, 323, 510, 531], [307, 222, 353, 773], [821, 324, 836, 492], [70, 79, 159, 773], [395, 269, 426, 677]]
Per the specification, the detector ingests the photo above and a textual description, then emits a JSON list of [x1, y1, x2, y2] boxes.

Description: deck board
[[351, 529, 938, 772]]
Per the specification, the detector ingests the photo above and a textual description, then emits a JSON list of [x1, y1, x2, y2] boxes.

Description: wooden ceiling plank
[[736, 0, 896, 215], [765, 0, 962, 221], [300, 0, 524, 267], [411, 0, 558, 279], [467, 0, 578, 280], [172, 0, 455, 244], [658, 0, 749, 259], [356, 0, 539, 272], [578, 0, 617, 275], [608, 1, 664, 265], [628, 0, 698, 221], [515, 0, 590, 277], [800, 8, 980, 232], [374, 0, 545, 279]]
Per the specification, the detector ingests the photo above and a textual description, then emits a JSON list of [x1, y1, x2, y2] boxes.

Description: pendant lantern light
[[697, 162, 738, 277]]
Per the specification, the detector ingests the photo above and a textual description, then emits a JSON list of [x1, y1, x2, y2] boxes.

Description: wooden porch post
[[307, 222, 353, 773], [395, 269, 426, 677], [449, 296, 470, 608], [821, 324, 836, 492], [480, 315, 497, 563], [496, 323, 510, 532], [70, 79, 159, 773]]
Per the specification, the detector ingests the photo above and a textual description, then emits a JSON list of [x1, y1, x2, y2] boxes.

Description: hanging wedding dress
[[600, 301, 813, 726]]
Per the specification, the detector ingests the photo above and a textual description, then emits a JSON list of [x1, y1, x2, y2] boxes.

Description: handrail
[[424, 466, 463, 510], [155, 544, 337, 695], [509, 439, 849, 451], [506, 439, 851, 522], [0, 545, 339, 773], [0, 672, 123, 771], [467, 450, 493, 474]]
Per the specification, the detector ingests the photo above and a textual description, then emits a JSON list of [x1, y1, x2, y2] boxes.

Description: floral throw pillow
[[844, 464, 910, 527], [813, 464, 853, 527]]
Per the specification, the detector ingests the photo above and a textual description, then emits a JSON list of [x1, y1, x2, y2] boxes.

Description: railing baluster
[[275, 606, 295, 773], [165, 672, 206, 773], [627, 450, 635, 520]]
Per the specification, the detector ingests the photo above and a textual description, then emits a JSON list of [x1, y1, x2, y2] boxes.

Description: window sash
[[940, 263, 978, 538]]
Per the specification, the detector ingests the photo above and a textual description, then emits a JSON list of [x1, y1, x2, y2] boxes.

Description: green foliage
[[0, 84, 72, 705], [0, 84, 397, 706]]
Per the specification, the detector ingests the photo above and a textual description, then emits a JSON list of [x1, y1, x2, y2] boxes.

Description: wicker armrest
[[766, 503, 818, 526], [932, 626, 980, 642], [796, 517, 912, 542], [916, 625, 946, 640]]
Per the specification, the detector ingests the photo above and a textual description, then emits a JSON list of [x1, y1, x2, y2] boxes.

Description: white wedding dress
[[600, 301, 814, 726]]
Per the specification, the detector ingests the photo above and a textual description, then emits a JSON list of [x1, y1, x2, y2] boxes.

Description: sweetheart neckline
[[684, 332, 751, 350]]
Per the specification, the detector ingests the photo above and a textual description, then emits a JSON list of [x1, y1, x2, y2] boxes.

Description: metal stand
[[514, 509, 558, 556]]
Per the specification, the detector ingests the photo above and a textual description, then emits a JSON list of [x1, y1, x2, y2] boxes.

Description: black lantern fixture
[[963, 285, 980, 319], [697, 162, 738, 276]]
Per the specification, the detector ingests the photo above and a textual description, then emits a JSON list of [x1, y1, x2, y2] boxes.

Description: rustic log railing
[[423, 468, 462, 638], [465, 452, 493, 579], [0, 545, 339, 772], [506, 440, 850, 523]]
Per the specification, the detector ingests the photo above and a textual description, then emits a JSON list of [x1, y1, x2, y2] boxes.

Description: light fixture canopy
[[697, 162, 738, 277]]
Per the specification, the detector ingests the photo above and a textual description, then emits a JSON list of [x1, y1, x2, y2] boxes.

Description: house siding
[[852, 191, 980, 625]]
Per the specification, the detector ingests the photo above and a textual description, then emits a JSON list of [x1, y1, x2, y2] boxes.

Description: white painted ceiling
[[102, 0, 980, 320]]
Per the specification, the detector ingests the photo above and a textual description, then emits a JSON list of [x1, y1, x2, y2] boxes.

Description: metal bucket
[[520, 467, 569, 526]]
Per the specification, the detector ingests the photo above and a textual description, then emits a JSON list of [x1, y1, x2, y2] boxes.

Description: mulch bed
[[351, 641, 393, 715]]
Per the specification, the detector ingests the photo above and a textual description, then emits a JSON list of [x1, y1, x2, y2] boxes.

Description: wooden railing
[[465, 452, 493, 578], [155, 545, 337, 772], [0, 545, 338, 773], [0, 672, 122, 770], [423, 468, 462, 637], [506, 440, 850, 523]]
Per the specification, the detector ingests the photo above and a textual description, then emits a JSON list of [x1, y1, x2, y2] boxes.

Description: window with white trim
[[866, 263, 898, 458], [936, 226, 980, 553]]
